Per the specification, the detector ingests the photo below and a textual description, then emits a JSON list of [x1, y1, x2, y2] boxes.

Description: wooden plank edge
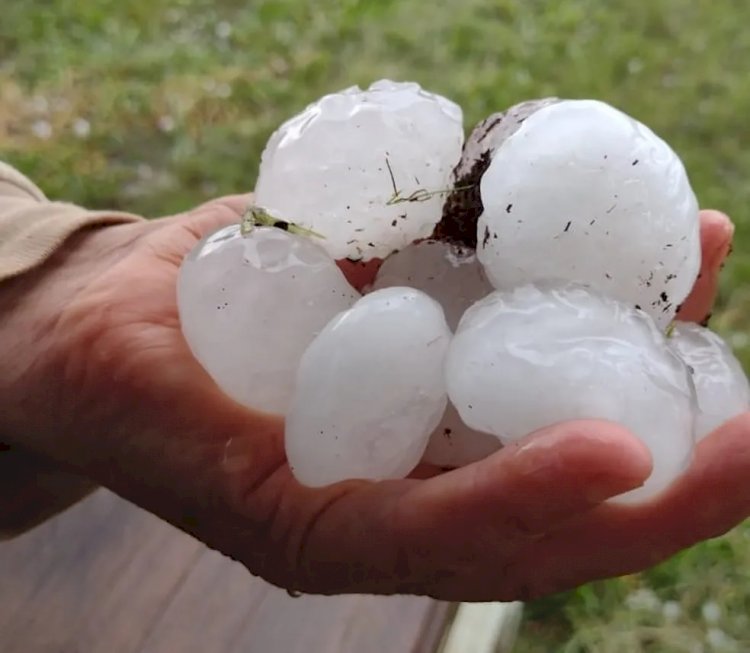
[[413, 601, 456, 653], [435, 601, 524, 653]]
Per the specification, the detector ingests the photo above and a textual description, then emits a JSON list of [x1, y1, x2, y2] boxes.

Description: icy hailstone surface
[[285, 287, 451, 487], [422, 403, 502, 468], [445, 283, 697, 503], [369, 239, 500, 467], [669, 322, 750, 440], [371, 240, 494, 330], [477, 99, 701, 330], [254, 80, 465, 262], [177, 225, 359, 415]]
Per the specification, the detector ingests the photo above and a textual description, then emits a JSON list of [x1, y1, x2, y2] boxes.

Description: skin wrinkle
[[293, 480, 428, 596], [0, 224, 147, 447], [391, 479, 514, 591], [289, 485, 361, 592]]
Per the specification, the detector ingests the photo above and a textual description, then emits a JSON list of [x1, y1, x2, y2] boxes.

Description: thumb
[[290, 420, 651, 598], [677, 209, 734, 324]]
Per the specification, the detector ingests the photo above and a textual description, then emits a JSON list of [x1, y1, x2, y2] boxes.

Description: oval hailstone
[[669, 322, 750, 439], [285, 287, 451, 487], [177, 225, 359, 415], [445, 283, 697, 503], [476, 99, 701, 329], [254, 80, 465, 261]]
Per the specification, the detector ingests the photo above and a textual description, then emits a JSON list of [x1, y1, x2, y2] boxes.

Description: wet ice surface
[[477, 99, 701, 329], [370, 241, 501, 467], [254, 80, 464, 262], [285, 287, 452, 487], [422, 402, 503, 468], [177, 225, 359, 415], [445, 283, 697, 503], [178, 89, 726, 502], [669, 322, 750, 439], [371, 240, 493, 330]]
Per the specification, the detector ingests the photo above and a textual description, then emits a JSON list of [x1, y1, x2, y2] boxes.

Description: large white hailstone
[[668, 322, 750, 440], [422, 402, 502, 468], [254, 80, 465, 262], [445, 283, 697, 503], [476, 99, 701, 330], [285, 287, 452, 487], [177, 225, 359, 415], [371, 239, 494, 330]]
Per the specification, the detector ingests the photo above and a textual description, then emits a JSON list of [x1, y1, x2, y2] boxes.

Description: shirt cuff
[[0, 161, 144, 283]]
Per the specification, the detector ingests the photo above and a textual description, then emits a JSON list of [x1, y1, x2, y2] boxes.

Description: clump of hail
[[177, 80, 748, 503]]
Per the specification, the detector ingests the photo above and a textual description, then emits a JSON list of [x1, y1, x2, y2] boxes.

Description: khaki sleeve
[[0, 161, 145, 283]]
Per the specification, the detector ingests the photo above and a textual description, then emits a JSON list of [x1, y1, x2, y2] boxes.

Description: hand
[[0, 199, 745, 601]]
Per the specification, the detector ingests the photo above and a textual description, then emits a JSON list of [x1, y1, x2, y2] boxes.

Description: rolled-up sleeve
[[0, 161, 144, 283]]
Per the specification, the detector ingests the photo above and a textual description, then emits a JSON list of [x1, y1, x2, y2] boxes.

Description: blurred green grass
[[2, 1, 749, 650]]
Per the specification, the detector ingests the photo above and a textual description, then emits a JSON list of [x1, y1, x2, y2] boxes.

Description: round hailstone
[[422, 402, 502, 468], [445, 283, 697, 503], [370, 239, 494, 330], [476, 99, 701, 329], [668, 322, 750, 439], [177, 224, 359, 415], [285, 287, 451, 487], [436, 98, 560, 248], [254, 79, 465, 261]]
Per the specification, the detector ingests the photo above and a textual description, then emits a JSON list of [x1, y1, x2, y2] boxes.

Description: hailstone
[[475, 99, 701, 329], [422, 403, 502, 468], [254, 79, 465, 261], [437, 98, 560, 247], [285, 287, 451, 487], [177, 224, 359, 415], [370, 239, 493, 330], [369, 240, 500, 467], [445, 283, 697, 503], [668, 322, 750, 439]]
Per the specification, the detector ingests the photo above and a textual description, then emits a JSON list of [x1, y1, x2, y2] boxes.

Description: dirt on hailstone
[[433, 97, 559, 249]]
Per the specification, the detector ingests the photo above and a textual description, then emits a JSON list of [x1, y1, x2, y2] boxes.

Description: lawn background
[[2, 1, 749, 650]]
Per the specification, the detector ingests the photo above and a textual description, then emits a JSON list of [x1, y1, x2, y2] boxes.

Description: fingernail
[[709, 230, 734, 271]]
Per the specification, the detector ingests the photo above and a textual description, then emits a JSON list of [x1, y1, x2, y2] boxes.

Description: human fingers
[[518, 411, 750, 597], [677, 209, 734, 324]]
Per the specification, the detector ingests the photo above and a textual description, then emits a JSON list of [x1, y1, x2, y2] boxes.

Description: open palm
[[2, 195, 747, 601]]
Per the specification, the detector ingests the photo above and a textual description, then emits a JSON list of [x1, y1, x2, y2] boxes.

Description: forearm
[[0, 161, 143, 537]]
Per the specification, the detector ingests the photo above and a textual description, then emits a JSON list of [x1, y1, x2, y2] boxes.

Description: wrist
[[0, 221, 147, 453]]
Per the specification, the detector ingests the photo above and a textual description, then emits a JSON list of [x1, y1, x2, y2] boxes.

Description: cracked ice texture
[[445, 283, 697, 503], [669, 322, 750, 439], [254, 80, 465, 261]]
